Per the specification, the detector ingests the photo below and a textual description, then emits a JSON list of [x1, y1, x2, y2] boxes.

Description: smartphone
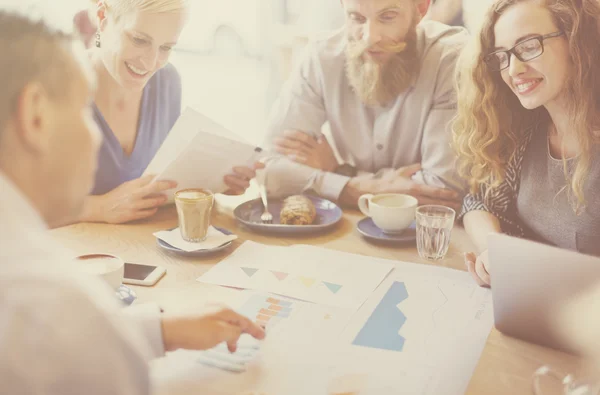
[[123, 263, 166, 286]]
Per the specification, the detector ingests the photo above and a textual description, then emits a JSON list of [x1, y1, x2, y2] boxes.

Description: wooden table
[[51, 206, 583, 394]]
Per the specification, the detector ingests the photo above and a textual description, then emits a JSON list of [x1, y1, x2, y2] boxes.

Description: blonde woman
[[81, 0, 261, 224], [453, 0, 600, 287]]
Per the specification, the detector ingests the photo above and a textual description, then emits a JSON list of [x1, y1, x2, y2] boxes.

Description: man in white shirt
[[264, 0, 467, 209], [0, 10, 264, 395]]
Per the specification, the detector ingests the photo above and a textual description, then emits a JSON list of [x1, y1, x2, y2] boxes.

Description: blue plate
[[234, 196, 343, 235], [357, 217, 417, 244], [156, 227, 234, 257]]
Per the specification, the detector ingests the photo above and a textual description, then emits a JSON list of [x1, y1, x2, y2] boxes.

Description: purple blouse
[[91, 63, 181, 195]]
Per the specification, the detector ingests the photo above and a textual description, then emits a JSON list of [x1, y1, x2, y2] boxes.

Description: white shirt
[[0, 172, 164, 395], [263, 21, 469, 201]]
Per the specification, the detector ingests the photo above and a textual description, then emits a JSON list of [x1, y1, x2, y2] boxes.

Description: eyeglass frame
[[484, 31, 565, 71]]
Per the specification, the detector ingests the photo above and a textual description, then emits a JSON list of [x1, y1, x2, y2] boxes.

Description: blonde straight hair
[[102, 0, 189, 18]]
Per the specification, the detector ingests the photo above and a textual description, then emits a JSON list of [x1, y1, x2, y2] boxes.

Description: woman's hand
[[465, 249, 491, 287], [82, 175, 177, 224]]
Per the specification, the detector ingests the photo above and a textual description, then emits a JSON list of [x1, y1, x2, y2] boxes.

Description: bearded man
[[263, 0, 467, 209]]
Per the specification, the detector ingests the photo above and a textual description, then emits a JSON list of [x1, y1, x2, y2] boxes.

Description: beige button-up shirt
[[263, 21, 468, 201], [0, 173, 163, 395]]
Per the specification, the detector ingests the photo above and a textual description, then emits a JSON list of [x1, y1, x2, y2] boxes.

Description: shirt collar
[[0, 171, 48, 235], [0, 172, 81, 274]]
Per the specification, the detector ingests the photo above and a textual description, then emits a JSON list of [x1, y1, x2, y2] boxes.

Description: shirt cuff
[[312, 171, 351, 201], [123, 303, 165, 360]]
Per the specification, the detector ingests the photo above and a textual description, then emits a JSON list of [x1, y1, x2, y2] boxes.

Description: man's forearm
[[265, 156, 350, 201], [123, 304, 166, 360]]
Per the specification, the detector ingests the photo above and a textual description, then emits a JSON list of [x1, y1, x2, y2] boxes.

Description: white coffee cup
[[75, 254, 124, 290], [358, 193, 418, 233]]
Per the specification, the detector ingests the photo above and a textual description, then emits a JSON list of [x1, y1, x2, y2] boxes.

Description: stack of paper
[[143, 107, 266, 202], [155, 258, 494, 395]]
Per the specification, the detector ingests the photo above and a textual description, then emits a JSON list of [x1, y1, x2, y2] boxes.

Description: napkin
[[153, 226, 237, 252]]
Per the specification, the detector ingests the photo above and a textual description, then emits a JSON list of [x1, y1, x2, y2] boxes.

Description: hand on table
[[375, 164, 462, 211], [85, 175, 177, 224], [161, 306, 266, 353], [274, 129, 338, 172], [223, 162, 265, 195], [465, 249, 491, 287]]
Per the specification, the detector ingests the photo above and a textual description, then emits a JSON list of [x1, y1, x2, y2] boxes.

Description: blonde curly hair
[[453, 0, 600, 210]]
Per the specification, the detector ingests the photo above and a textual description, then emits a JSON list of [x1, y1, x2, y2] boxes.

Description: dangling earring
[[95, 31, 101, 48]]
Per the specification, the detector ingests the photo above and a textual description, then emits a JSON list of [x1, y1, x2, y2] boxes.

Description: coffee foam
[[373, 195, 417, 208], [177, 190, 209, 200]]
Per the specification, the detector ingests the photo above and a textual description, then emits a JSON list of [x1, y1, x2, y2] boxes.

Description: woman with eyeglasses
[[79, 0, 262, 224], [453, 0, 600, 287]]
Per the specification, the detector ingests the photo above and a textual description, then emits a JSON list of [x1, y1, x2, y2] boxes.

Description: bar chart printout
[[239, 294, 294, 331]]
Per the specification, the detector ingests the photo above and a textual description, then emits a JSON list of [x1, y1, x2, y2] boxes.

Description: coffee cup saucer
[[357, 217, 416, 244], [156, 226, 235, 257]]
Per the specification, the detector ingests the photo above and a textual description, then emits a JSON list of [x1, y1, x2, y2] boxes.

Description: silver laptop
[[489, 233, 600, 354]]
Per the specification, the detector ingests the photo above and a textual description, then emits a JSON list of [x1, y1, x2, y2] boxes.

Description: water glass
[[416, 205, 456, 260]]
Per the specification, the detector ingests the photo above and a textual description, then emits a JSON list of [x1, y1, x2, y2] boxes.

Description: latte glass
[[174, 189, 214, 242]]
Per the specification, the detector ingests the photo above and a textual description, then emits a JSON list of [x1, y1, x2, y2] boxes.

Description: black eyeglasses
[[484, 31, 565, 71]]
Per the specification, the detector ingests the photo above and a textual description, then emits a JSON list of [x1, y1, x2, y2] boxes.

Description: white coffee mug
[[358, 193, 418, 233], [75, 254, 124, 290]]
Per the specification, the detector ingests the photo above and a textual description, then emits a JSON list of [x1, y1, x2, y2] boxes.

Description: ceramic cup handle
[[358, 194, 374, 217]]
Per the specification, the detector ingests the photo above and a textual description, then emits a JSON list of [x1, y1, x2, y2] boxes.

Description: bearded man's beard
[[345, 25, 420, 107]]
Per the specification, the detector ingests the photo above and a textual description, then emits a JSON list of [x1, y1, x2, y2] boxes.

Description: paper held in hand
[[143, 107, 266, 203]]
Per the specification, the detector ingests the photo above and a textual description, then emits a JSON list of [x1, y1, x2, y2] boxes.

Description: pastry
[[280, 195, 316, 225]]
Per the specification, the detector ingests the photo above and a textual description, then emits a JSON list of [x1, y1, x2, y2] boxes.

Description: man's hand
[[274, 129, 338, 172], [377, 164, 462, 211], [161, 306, 266, 353], [223, 162, 265, 195], [339, 163, 462, 210]]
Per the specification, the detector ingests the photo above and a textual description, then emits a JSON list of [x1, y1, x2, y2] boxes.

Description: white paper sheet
[[329, 265, 494, 395], [143, 107, 265, 202], [196, 241, 395, 309], [153, 262, 493, 395]]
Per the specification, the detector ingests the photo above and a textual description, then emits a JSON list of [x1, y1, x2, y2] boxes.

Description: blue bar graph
[[352, 282, 408, 352]]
